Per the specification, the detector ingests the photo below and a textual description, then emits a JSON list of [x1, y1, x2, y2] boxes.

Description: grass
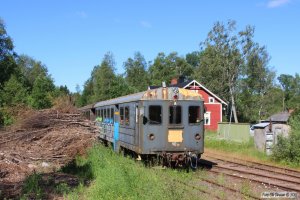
[[205, 131, 300, 169], [66, 144, 201, 200]]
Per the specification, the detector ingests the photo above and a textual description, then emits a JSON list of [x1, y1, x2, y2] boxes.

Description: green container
[[217, 122, 250, 143]]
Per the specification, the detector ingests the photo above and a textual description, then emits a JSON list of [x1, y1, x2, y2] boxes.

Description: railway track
[[171, 176, 259, 200], [205, 151, 300, 178], [205, 155, 300, 182], [202, 153, 300, 194]]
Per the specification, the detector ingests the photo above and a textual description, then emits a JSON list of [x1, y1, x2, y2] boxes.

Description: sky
[[0, 0, 299, 92]]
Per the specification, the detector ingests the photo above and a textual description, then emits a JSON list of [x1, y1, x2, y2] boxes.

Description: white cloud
[[76, 11, 88, 19], [267, 0, 290, 8], [140, 20, 152, 28]]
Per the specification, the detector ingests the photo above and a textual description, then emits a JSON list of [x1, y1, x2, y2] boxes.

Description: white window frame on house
[[204, 112, 211, 125], [208, 97, 215, 103]]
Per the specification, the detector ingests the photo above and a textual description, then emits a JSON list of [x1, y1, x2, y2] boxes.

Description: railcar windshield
[[149, 105, 162, 124], [189, 106, 201, 124], [169, 105, 182, 124]]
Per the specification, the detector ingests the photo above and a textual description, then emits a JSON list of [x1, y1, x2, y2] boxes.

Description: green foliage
[[16, 54, 49, 90], [0, 75, 28, 106], [124, 52, 149, 92], [149, 52, 193, 86], [0, 107, 14, 126], [30, 75, 55, 109], [21, 172, 44, 200], [272, 109, 300, 165], [0, 18, 18, 89], [278, 73, 300, 110]]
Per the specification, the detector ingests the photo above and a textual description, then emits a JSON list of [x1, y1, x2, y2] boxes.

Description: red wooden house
[[169, 79, 227, 131]]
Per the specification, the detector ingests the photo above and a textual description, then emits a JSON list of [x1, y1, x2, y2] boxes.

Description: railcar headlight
[[149, 133, 155, 141], [195, 133, 201, 140]]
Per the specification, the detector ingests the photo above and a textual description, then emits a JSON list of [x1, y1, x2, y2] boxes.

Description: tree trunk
[[229, 86, 239, 123]]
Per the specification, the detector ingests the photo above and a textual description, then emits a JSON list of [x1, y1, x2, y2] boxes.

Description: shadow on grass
[[20, 159, 94, 200]]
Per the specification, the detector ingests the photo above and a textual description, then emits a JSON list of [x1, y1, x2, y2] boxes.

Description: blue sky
[[1, 0, 299, 92]]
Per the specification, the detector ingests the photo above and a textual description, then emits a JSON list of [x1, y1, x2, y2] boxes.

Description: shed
[[253, 112, 291, 155]]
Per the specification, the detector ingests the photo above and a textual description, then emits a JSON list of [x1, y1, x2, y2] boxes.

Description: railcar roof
[[78, 103, 95, 111], [94, 87, 203, 108]]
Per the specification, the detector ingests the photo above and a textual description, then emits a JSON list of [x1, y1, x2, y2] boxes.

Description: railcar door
[[142, 101, 167, 154], [184, 101, 204, 153]]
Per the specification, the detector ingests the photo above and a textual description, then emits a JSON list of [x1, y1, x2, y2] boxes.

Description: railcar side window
[[189, 106, 201, 124], [110, 108, 114, 123], [120, 107, 124, 125], [103, 109, 106, 121], [169, 106, 182, 124], [149, 106, 162, 125], [125, 107, 130, 126]]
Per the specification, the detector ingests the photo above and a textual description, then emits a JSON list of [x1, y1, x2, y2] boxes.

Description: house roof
[[182, 80, 228, 105], [267, 112, 290, 122], [253, 122, 270, 128], [149, 79, 227, 105]]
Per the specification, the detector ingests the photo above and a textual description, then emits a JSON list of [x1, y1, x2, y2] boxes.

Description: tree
[[238, 25, 276, 121], [278, 73, 300, 110], [195, 20, 242, 123], [0, 18, 18, 88], [194, 20, 277, 123], [92, 52, 118, 101], [16, 54, 48, 90], [124, 52, 149, 92], [186, 51, 201, 68], [30, 75, 55, 109], [149, 52, 193, 86], [0, 75, 28, 106]]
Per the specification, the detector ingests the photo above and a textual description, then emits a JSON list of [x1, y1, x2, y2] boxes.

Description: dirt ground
[[0, 109, 98, 199]]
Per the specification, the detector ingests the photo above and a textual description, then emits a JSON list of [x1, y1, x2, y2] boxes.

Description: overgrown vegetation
[[19, 144, 201, 199], [67, 144, 188, 200], [206, 133, 269, 161], [272, 109, 300, 166], [206, 131, 300, 168]]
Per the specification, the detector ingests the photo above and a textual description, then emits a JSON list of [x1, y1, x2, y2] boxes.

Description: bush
[[272, 109, 300, 165]]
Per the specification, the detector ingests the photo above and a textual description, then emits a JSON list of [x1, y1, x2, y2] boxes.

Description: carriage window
[[110, 108, 114, 123], [120, 107, 124, 125], [106, 108, 110, 119], [103, 109, 106, 120], [125, 107, 130, 126], [189, 106, 201, 124], [100, 109, 103, 119], [169, 106, 182, 124], [149, 106, 162, 125]]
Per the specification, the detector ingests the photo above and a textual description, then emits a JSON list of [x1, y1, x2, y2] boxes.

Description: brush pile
[[0, 108, 98, 198]]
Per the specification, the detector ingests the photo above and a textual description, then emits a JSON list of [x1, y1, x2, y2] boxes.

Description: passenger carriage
[[81, 86, 204, 169]]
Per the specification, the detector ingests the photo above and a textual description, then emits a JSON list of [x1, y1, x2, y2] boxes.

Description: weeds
[[20, 172, 44, 200], [240, 180, 253, 200]]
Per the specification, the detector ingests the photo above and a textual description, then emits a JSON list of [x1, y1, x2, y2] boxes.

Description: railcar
[[80, 86, 204, 170]]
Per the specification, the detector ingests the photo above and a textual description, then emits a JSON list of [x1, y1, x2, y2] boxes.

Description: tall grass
[[67, 144, 191, 200]]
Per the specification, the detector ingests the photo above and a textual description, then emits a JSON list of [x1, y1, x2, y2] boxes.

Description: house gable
[[183, 80, 227, 105]]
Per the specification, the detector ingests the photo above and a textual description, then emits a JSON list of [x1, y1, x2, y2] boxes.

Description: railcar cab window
[[169, 105, 182, 124], [189, 106, 201, 124], [149, 105, 162, 125]]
